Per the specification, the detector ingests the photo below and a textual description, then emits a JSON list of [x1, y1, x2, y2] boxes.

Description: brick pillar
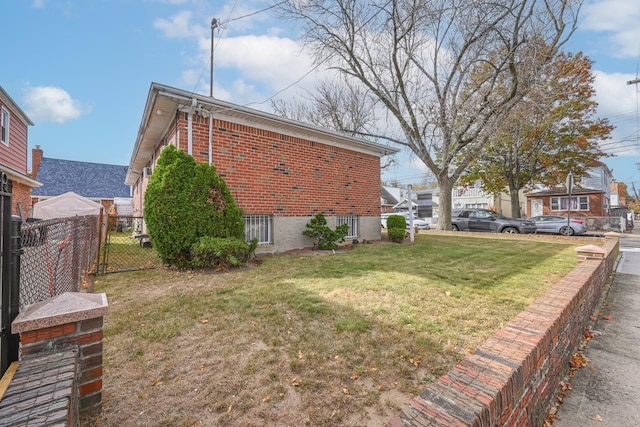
[[12, 292, 109, 414]]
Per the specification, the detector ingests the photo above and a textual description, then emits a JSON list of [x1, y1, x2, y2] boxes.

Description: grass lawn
[[88, 234, 580, 427], [102, 232, 162, 273]]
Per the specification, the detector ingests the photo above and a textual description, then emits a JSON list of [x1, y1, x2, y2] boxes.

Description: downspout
[[175, 110, 180, 150], [187, 111, 193, 156], [188, 97, 197, 156], [208, 111, 213, 165]]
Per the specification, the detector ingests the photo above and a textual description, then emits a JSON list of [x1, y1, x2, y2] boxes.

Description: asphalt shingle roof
[[32, 158, 131, 199]]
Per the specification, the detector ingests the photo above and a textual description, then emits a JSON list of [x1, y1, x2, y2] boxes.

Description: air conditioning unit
[[143, 167, 153, 178]]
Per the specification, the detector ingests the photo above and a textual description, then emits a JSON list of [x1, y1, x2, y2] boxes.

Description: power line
[[221, 1, 286, 25]]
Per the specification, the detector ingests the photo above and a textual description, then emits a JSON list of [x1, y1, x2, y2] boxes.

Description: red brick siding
[[12, 181, 32, 218], [170, 114, 380, 217], [0, 100, 29, 172], [527, 193, 607, 217]]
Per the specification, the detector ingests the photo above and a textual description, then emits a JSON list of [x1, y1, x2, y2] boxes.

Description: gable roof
[[32, 158, 131, 199], [0, 85, 34, 126], [126, 82, 399, 185]]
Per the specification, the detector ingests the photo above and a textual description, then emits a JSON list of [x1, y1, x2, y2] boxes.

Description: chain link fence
[[579, 216, 626, 233], [99, 216, 162, 274], [19, 215, 102, 309]]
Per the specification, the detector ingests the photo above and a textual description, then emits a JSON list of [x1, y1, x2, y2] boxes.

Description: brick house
[[125, 83, 396, 253], [31, 146, 132, 216], [0, 86, 41, 218], [526, 162, 613, 218]]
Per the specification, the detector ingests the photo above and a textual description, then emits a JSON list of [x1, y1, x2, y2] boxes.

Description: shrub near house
[[144, 145, 255, 268], [387, 214, 407, 243]]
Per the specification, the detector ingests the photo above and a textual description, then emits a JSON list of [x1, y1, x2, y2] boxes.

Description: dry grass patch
[[87, 234, 578, 427]]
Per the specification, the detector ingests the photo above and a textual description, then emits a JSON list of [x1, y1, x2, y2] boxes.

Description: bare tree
[[272, 78, 378, 136], [279, 0, 581, 229]]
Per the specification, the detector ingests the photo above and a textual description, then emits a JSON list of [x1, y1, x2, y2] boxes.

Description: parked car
[[381, 213, 430, 230], [451, 208, 536, 234], [530, 215, 587, 236]]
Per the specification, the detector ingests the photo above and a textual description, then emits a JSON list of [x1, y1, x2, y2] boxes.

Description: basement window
[[244, 215, 273, 245], [337, 215, 358, 239]]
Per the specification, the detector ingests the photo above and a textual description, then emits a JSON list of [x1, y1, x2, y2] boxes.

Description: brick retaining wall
[[390, 234, 619, 426]]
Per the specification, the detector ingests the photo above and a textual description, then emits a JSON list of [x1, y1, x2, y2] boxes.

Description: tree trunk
[[436, 179, 454, 230], [510, 186, 522, 218]]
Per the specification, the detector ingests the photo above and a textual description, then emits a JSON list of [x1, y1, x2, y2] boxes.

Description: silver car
[[530, 215, 587, 236], [381, 213, 430, 230]]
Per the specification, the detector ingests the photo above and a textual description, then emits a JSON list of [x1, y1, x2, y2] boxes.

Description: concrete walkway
[[555, 230, 640, 426]]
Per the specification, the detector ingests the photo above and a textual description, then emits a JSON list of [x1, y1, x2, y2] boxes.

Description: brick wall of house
[[12, 181, 32, 218], [527, 193, 606, 217], [171, 113, 381, 217]]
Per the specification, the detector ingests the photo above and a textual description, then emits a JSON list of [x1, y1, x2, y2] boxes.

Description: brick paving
[[0, 349, 77, 427]]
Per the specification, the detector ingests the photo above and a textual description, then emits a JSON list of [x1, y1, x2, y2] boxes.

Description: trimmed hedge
[[388, 227, 406, 243], [190, 237, 257, 269], [144, 145, 249, 268], [387, 214, 406, 229]]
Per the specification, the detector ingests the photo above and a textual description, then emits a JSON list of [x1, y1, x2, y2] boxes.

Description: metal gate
[[0, 173, 19, 378], [100, 216, 161, 274]]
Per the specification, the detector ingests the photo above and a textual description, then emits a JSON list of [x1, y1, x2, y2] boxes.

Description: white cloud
[[32, 0, 45, 8], [154, 11, 206, 39], [581, 0, 640, 59], [23, 86, 88, 124], [592, 70, 639, 157], [215, 35, 314, 92]]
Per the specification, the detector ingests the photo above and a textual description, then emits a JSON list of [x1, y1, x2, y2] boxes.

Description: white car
[[381, 213, 430, 230]]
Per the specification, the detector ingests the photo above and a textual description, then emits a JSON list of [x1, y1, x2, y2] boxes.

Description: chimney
[[32, 145, 43, 179]]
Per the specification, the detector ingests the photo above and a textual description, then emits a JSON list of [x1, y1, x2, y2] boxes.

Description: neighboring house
[[382, 182, 523, 223], [526, 162, 614, 218], [381, 186, 415, 214], [31, 146, 132, 216], [0, 86, 42, 218], [125, 83, 396, 254]]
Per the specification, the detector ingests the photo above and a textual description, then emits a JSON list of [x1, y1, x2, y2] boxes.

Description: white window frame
[[1, 107, 9, 146], [244, 215, 273, 246], [337, 215, 358, 240], [550, 196, 589, 212]]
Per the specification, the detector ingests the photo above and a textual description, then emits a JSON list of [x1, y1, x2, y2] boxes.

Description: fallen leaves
[[569, 352, 589, 373]]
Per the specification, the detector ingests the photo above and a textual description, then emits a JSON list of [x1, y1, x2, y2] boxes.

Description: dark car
[[451, 208, 537, 234], [530, 215, 587, 236]]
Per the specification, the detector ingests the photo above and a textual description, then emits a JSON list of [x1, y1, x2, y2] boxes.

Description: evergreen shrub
[[303, 214, 349, 250]]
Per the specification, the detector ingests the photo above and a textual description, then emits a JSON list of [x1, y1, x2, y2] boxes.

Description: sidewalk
[[554, 229, 640, 426]]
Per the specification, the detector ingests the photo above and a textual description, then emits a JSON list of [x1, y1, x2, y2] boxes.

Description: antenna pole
[[210, 18, 218, 97]]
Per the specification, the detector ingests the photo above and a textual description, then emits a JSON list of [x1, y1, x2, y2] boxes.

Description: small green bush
[[388, 227, 407, 243], [190, 236, 257, 269], [303, 214, 349, 250], [386, 214, 406, 229]]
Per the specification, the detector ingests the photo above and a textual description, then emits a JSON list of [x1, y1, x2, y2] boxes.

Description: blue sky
[[2, 0, 640, 192]]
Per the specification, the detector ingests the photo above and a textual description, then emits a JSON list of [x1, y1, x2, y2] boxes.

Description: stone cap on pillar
[[12, 292, 108, 334], [575, 244, 606, 261]]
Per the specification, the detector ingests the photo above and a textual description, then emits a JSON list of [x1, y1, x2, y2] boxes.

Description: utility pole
[[407, 185, 414, 243], [627, 78, 640, 86], [210, 18, 219, 97]]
